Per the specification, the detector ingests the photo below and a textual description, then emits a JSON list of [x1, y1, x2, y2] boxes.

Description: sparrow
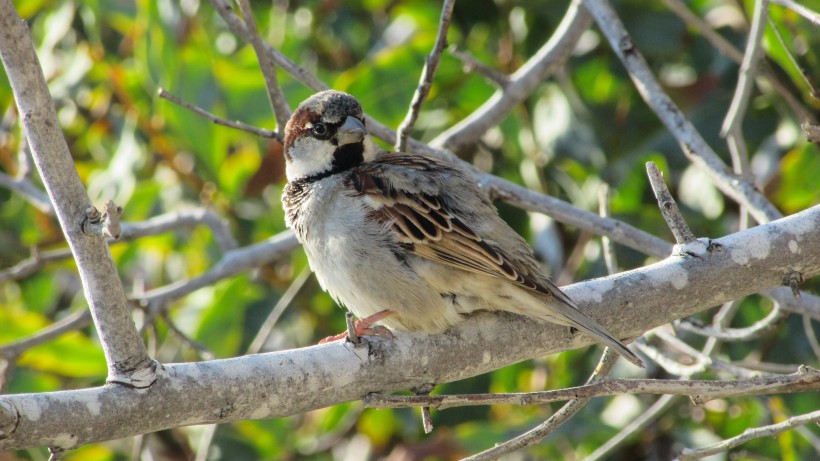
[[281, 90, 643, 367]]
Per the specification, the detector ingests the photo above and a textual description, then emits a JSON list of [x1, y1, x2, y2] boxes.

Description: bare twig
[[676, 301, 786, 341], [160, 311, 215, 360], [661, 0, 815, 124], [770, 0, 820, 26], [767, 18, 820, 99], [0, 309, 92, 358], [722, 0, 768, 232], [431, 0, 591, 152], [646, 162, 697, 245], [448, 45, 509, 88], [208, 0, 328, 92], [463, 349, 620, 461], [135, 230, 299, 306], [157, 87, 277, 140], [0, 208, 238, 283], [0, 170, 52, 214], [120, 207, 238, 251], [649, 330, 761, 378], [235, 0, 291, 137], [722, 0, 770, 137], [660, 0, 743, 62], [484, 174, 674, 258], [677, 409, 820, 460], [0, 0, 153, 385], [598, 185, 618, 274], [247, 267, 311, 354], [366, 367, 820, 411], [585, 395, 679, 461], [804, 315, 820, 360], [583, 0, 782, 224], [395, 0, 456, 152]]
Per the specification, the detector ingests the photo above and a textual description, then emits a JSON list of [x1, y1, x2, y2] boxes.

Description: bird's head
[[283, 90, 378, 182]]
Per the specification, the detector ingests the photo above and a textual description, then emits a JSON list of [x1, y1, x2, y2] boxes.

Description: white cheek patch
[[286, 136, 336, 180]]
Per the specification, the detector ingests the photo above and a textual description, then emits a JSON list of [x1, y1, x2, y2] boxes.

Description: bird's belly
[[304, 223, 463, 333]]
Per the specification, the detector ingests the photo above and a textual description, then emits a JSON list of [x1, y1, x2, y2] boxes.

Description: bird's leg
[[319, 309, 396, 344]]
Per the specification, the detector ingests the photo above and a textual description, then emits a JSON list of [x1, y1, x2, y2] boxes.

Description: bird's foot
[[319, 310, 396, 344]]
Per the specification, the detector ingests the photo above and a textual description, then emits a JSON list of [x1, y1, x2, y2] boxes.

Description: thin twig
[[394, 0, 456, 153], [768, 17, 820, 99], [722, 0, 768, 233], [0, 208, 238, 283], [0, 171, 53, 214], [660, 0, 743, 62], [365, 367, 819, 410], [157, 87, 277, 140], [584, 394, 679, 461], [161, 311, 215, 360], [646, 162, 697, 245], [246, 267, 311, 354], [650, 330, 762, 378], [721, 0, 770, 137], [804, 315, 820, 361], [135, 231, 299, 307], [661, 0, 815, 124], [208, 0, 329, 93], [462, 349, 620, 460], [448, 45, 509, 88], [583, 0, 782, 224], [0, 309, 92, 358], [770, 0, 820, 26], [431, 0, 591, 152], [235, 0, 291, 137], [675, 301, 786, 341], [677, 409, 820, 460], [598, 185, 618, 275]]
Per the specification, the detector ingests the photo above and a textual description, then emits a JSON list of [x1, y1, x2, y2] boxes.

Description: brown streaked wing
[[349, 155, 553, 297]]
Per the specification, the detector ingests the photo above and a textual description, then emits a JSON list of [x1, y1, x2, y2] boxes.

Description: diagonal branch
[[430, 0, 592, 152], [677, 409, 820, 460], [0, 0, 154, 386], [235, 0, 291, 138], [583, 0, 783, 224], [395, 0, 456, 152]]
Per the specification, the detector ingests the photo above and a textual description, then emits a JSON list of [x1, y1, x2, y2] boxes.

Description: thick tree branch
[[1, 205, 818, 450], [0, 0, 153, 386]]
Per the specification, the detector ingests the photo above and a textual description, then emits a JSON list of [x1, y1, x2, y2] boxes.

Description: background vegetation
[[1, 0, 819, 459]]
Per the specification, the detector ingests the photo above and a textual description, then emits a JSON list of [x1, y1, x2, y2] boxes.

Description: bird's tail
[[549, 299, 644, 367], [526, 288, 644, 368]]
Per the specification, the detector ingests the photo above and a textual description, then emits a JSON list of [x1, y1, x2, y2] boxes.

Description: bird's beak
[[336, 116, 365, 146]]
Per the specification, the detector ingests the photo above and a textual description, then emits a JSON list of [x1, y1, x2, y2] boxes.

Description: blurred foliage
[[1, 0, 819, 460]]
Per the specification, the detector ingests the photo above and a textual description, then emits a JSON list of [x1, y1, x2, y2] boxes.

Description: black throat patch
[[301, 142, 365, 183]]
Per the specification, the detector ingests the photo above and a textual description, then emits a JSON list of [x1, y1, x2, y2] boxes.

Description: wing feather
[[349, 155, 544, 293]]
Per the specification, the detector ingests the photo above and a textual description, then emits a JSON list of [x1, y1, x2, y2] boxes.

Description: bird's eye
[[311, 123, 329, 138]]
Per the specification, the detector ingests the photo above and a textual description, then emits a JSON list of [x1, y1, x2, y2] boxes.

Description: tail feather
[[537, 293, 644, 368]]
